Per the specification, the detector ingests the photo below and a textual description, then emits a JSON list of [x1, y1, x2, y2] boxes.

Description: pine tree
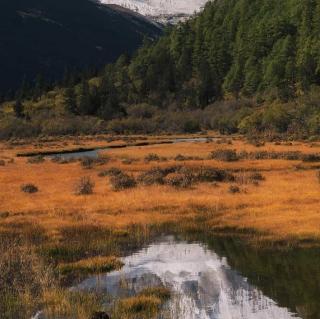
[[77, 81, 91, 115], [13, 99, 24, 118], [63, 87, 77, 114]]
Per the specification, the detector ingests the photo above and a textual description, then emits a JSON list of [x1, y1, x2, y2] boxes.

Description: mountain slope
[[0, 0, 162, 92]]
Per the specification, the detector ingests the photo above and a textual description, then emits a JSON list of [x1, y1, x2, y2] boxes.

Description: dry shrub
[[236, 171, 265, 185], [98, 167, 123, 177], [0, 159, 5, 166], [0, 212, 9, 219], [21, 183, 39, 193], [174, 154, 201, 161], [195, 167, 234, 183], [137, 166, 234, 188], [121, 158, 134, 165], [74, 177, 95, 195], [137, 167, 166, 185], [165, 173, 193, 188], [110, 173, 136, 191], [144, 153, 160, 162], [229, 185, 240, 194], [302, 153, 320, 162], [210, 149, 239, 161], [239, 150, 302, 160], [250, 172, 265, 181]]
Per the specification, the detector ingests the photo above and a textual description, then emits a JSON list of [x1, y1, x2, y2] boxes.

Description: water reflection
[[74, 236, 301, 319]]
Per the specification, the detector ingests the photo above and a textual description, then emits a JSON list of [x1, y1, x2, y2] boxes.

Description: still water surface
[[74, 236, 318, 319]]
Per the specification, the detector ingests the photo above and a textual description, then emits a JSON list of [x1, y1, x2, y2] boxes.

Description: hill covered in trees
[[2, 0, 320, 139], [0, 0, 162, 93]]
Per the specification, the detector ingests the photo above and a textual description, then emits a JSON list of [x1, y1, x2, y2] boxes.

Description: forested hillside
[[2, 0, 320, 139], [114, 0, 320, 106], [0, 0, 161, 93]]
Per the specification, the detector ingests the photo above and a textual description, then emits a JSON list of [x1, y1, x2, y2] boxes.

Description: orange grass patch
[[0, 136, 320, 245]]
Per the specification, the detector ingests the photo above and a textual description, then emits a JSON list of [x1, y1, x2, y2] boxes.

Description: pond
[[73, 235, 320, 318]]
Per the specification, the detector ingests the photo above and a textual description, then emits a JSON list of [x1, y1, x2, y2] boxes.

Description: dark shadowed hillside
[[0, 0, 162, 92]]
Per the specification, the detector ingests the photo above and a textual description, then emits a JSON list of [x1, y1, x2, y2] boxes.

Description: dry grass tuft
[[110, 173, 136, 191], [74, 177, 95, 195], [210, 149, 239, 161], [117, 295, 161, 318], [58, 256, 123, 275], [21, 183, 38, 193]]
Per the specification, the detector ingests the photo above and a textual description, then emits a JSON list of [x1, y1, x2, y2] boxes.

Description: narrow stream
[[73, 236, 315, 319], [47, 137, 212, 159]]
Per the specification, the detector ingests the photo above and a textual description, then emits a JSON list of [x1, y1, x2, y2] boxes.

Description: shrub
[[165, 173, 193, 188], [249, 172, 265, 181], [0, 211, 9, 218], [195, 167, 234, 182], [137, 167, 166, 185], [238, 151, 302, 160], [80, 157, 94, 169], [302, 153, 320, 162], [110, 173, 136, 191], [0, 160, 5, 166], [229, 185, 240, 193], [121, 158, 134, 165], [98, 167, 123, 177], [144, 153, 160, 162], [210, 149, 239, 161], [74, 177, 95, 195], [174, 154, 201, 161], [174, 154, 188, 161], [27, 156, 45, 164], [21, 184, 39, 193]]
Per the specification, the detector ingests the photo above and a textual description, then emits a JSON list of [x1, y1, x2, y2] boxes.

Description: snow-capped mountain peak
[[100, 0, 208, 21]]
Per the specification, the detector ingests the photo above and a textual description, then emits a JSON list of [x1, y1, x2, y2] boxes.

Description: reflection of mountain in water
[[74, 236, 300, 319]]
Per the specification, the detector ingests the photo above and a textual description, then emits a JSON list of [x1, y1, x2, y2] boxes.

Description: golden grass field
[[1, 133, 320, 318], [0, 134, 319, 244]]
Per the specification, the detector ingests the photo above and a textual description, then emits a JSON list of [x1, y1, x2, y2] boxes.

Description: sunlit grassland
[[0, 134, 320, 317]]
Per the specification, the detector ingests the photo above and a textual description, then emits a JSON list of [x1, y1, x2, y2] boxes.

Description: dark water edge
[[183, 232, 320, 319], [71, 229, 320, 319]]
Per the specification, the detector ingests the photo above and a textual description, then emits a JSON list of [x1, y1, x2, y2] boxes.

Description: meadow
[[0, 133, 320, 318]]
